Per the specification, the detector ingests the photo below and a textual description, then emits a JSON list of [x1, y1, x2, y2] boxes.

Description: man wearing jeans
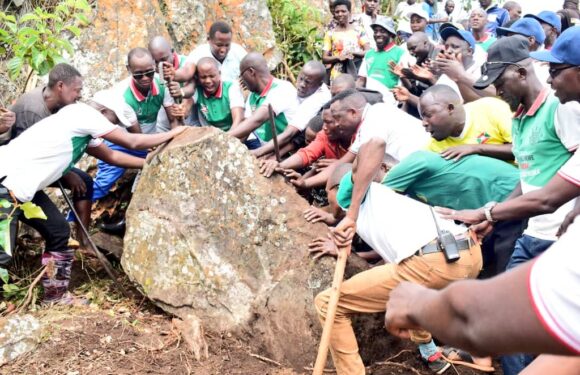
[[315, 162, 482, 374]]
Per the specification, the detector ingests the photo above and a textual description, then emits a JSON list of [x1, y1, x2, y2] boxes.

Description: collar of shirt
[[203, 81, 223, 98], [515, 88, 550, 118], [259, 77, 274, 98], [476, 33, 491, 43], [129, 78, 159, 102], [381, 41, 397, 52]]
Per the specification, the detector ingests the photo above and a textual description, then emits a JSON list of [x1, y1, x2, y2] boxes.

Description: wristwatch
[[483, 201, 498, 222]]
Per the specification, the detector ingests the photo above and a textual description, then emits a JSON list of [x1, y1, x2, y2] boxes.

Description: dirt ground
[[1, 234, 499, 375]]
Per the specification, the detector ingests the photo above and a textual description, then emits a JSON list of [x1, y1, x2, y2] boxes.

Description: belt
[[416, 237, 473, 256]]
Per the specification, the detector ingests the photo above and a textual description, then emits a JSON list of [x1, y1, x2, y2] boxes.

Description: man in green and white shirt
[[357, 17, 405, 94], [93, 47, 182, 201], [169, 57, 244, 132], [0, 90, 185, 304], [228, 52, 299, 149]]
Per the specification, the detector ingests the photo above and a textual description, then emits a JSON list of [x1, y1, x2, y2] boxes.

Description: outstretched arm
[[385, 261, 570, 357], [102, 126, 186, 150], [228, 106, 269, 140], [87, 142, 145, 169], [252, 126, 300, 158]]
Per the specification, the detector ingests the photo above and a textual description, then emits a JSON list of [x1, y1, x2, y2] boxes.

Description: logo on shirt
[[476, 132, 491, 144], [200, 104, 209, 115]]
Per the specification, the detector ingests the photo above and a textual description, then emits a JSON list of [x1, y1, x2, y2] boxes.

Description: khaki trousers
[[314, 232, 483, 375]]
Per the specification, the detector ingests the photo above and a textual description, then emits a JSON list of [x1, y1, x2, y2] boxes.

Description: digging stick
[[57, 181, 129, 297], [312, 243, 350, 375], [160, 62, 184, 125], [267, 104, 281, 162]]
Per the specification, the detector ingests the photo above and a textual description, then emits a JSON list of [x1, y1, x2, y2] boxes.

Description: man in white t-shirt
[[251, 61, 331, 158], [227, 52, 299, 150], [0, 91, 185, 305], [169, 21, 247, 84], [314, 163, 482, 374]]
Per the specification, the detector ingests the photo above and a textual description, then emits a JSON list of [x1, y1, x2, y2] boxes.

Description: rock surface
[[122, 127, 338, 367], [71, 0, 280, 95], [0, 314, 42, 366]]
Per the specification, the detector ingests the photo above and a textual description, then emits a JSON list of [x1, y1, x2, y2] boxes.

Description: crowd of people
[[0, 1, 579, 374]]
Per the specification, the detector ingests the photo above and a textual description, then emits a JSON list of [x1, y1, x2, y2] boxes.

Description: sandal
[[441, 346, 495, 372]]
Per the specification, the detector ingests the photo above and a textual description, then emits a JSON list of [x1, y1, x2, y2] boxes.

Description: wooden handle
[[312, 245, 349, 375]]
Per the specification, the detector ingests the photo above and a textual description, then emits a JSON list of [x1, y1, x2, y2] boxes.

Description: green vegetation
[[0, 0, 91, 82], [267, 0, 324, 82]]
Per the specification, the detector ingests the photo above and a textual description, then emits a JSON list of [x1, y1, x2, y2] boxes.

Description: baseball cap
[[524, 11, 562, 34], [407, 4, 429, 21], [474, 35, 530, 89], [441, 28, 476, 50], [531, 26, 580, 65], [439, 22, 465, 34], [496, 18, 546, 45], [371, 16, 396, 36], [91, 90, 132, 127]]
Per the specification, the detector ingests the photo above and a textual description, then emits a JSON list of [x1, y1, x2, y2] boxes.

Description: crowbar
[[57, 181, 130, 297]]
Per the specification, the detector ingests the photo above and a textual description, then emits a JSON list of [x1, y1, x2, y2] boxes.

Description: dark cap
[[474, 35, 530, 89]]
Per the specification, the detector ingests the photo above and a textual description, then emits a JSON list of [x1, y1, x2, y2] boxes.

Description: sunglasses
[[548, 65, 576, 79], [132, 70, 155, 80], [481, 61, 524, 76]]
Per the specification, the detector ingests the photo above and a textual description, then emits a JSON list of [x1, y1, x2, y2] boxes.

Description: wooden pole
[[268, 104, 282, 162], [312, 244, 350, 375]]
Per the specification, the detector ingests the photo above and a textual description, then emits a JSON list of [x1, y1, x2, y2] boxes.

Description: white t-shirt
[[436, 59, 484, 102], [355, 183, 467, 263], [289, 84, 331, 132], [349, 103, 430, 161], [529, 218, 580, 354], [558, 148, 580, 187], [359, 13, 376, 50], [0, 103, 118, 202], [244, 78, 299, 141], [186, 43, 248, 83]]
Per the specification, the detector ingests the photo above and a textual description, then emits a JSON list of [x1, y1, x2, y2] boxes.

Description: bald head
[[331, 74, 356, 97], [148, 36, 173, 66], [421, 84, 462, 106], [127, 47, 154, 68], [327, 163, 352, 192], [297, 61, 326, 98], [240, 52, 269, 75], [407, 32, 432, 61], [197, 56, 220, 71]]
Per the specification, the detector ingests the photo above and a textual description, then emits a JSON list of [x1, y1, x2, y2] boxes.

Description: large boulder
[[121, 127, 336, 367]]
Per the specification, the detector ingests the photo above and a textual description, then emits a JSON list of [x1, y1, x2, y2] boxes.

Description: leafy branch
[[0, 0, 91, 82]]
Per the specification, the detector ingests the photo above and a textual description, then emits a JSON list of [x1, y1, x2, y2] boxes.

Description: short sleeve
[[336, 171, 355, 210], [88, 138, 104, 148], [558, 149, 580, 186], [290, 89, 330, 131], [162, 86, 175, 107], [555, 101, 580, 152], [122, 103, 138, 128], [382, 151, 430, 193], [228, 82, 245, 109], [323, 31, 332, 52], [185, 45, 205, 65], [528, 219, 580, 354], [244, 96, 252, 119]]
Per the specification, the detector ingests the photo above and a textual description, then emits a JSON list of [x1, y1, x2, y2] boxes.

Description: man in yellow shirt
[[420, 84, 514, 161]]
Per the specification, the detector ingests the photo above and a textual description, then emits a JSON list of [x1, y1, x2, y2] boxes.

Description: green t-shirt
[[382, 151, 520, 209], [360, 44, 405, 89], [476, 35, 497, 52], [195, 81, 235, 131], [123, 77, 168, 133]]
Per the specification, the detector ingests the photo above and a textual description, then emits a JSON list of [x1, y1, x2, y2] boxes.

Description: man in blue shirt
[[480, 0, 509, 35]]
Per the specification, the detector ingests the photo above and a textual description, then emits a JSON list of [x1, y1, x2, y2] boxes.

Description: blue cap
[[440, 28, 476, 50], [497, 18, 546, 45], [531, 26, 580, 65], [525, 11, 562, 34]]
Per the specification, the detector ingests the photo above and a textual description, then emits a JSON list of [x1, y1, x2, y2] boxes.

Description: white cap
[[91, 90, 133, 127], [407, 4, 429, 21]]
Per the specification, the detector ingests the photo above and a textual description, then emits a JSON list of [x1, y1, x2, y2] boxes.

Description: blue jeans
[[501, 234, 554, 375], [92, 140, 147, 201]]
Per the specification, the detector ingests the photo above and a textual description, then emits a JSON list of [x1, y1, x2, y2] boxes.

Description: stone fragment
[[0, 314, 42, 366]]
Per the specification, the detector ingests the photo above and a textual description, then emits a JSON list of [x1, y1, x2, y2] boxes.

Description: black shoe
[[99, 218, 126, 236]]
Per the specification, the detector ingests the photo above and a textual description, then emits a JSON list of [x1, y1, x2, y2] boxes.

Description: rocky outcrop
[[0, 315, 42, 366], [71, 0, 280, 95], [122, 127, 336, 367]]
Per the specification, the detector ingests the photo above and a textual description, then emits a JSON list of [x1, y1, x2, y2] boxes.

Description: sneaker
[[426, 352, 451, 374], [42, 292, 89, 307]]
